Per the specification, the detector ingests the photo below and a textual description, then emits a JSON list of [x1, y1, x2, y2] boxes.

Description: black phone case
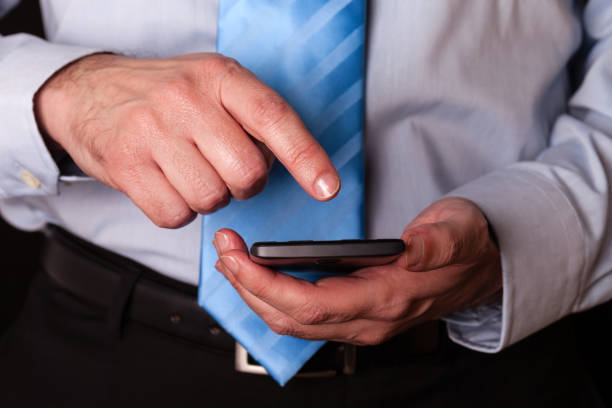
[[249, 239, 405, 270]]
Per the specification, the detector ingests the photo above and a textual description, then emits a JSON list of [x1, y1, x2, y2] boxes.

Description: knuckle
[[84, 129, 110, 164], [195, 187, 231, 214], [268, 317, 297, 337], [242, 277, 269, 298], [210, 55, 243, 76], [378, 303, 408, 322], [253, 283, 272, 299], [284, 141, 319, 172], [250, 92, 290, 131], [154, 211, 194, 229], [209, 55, 245, 87], [220, 56, 243, 75], [233, 160, 269, 198], [294, 304, 329, 325], [104, 140, 148, 179], [373, 284, 411, 322], [121, 105, 159, 137], [152, 204, 194, 229], [155, 77, 198, 108]]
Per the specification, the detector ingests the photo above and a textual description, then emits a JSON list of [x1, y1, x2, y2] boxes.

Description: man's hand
[[35, 53, 340, 228], [213, 197, 502, 345]]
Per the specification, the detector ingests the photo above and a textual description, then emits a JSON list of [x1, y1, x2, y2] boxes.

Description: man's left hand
[[213, 197, 502, 345]]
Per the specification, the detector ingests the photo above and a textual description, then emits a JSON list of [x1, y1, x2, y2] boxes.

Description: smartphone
[[249, 239, 405, 271]]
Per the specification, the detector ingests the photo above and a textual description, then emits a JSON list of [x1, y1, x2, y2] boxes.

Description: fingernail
[[220, 255, 238, 274], [314, 172, 340, 200], [405, 236, 424, 268], [214, 231, 229, 252]]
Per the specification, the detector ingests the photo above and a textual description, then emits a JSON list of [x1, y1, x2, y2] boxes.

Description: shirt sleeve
[[442, 0, 612, 353], [0, 31, 101, 198]]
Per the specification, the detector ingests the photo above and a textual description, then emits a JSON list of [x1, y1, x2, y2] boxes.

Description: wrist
[[33, 52, 116, 153]]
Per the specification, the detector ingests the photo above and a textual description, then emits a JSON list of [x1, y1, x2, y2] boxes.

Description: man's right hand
[[35, 53, 340, 228]]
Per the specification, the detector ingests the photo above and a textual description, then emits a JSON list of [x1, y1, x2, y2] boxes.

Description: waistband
[[41, 225, 444, 375], [42, 225, 234, 352]]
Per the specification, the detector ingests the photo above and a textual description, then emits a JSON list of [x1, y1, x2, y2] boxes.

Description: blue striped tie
[[198, 0, 366, 386]]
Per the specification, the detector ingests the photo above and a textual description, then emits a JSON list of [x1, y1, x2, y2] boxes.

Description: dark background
[[0, 0, 44, 333], [1, 0, 611, 404]]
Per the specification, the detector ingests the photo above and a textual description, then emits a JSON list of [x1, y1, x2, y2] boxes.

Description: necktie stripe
[[252, 0, 355, 78], [286, 24, 365, 102], [295, 47, 364, 124], [198, 271, 225, 299], [203, 278, 242, 319], [222, 299, 254, 328], [267, 5, 364, 96], [331, 131, 363, 170], [312, 79, 362, 135], [318, 101, 363, 153], [277, 0, 354, 52]]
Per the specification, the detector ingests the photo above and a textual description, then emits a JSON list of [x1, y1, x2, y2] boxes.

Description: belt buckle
[[234, 342, 356, 378]]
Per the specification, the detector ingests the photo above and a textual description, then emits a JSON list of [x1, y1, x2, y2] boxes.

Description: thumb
[[213, 228, 249, 255], [399, 220, 473, 271]]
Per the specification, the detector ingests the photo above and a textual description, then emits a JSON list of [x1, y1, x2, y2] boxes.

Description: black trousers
[[0, 234, 604, 408]]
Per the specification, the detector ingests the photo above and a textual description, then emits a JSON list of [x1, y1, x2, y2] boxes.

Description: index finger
[[226, 249, 386, 324], [215, 229, 382, 323], [217, 59, 340, 201]]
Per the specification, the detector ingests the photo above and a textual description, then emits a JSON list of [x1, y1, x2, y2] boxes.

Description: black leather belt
[[42, 225, 234, 351], [41, 225, 442, 379], [41, 226, 354, 376]]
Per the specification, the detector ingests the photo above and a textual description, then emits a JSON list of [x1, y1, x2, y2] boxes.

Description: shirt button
[[20, 170, 41, 189]]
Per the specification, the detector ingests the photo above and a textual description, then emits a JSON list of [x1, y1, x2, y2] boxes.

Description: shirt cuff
[[443, 300, 502, 352], [0, 33, 102, 198], [441, 166, 585, 353]]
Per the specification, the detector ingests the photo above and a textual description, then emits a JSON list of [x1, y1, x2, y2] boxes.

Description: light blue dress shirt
[[1, 0, 612, 355]]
